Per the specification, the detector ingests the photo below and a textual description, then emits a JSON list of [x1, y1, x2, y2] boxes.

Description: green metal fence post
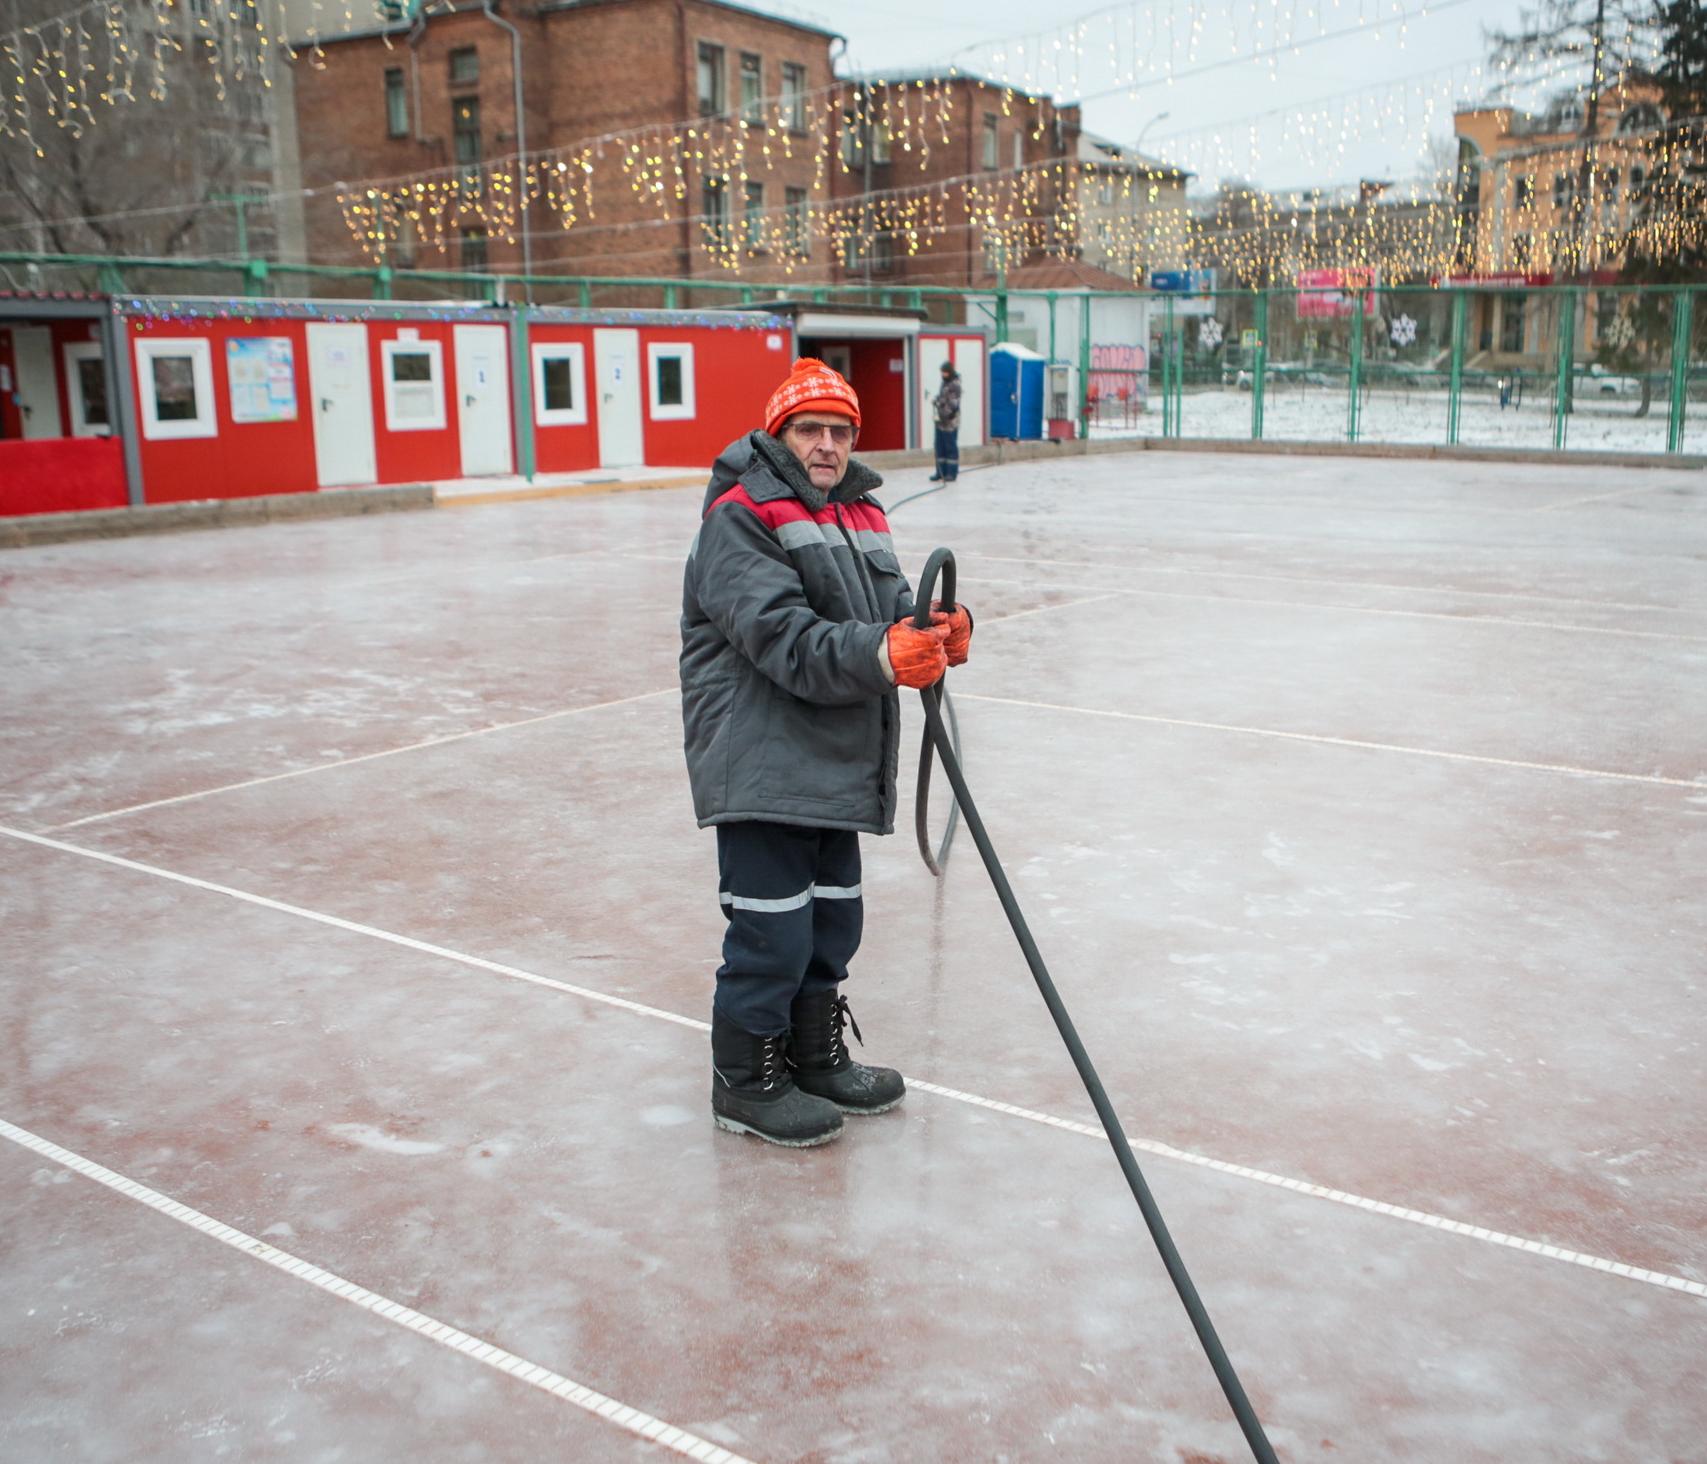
[[1667, 289, 1693, 454], [1252, 291, 1268, 440], [1347, 290, 1364, 443], [663, 282, 679, 309], [996, 246, 1010, 346], [1552, 287, 1578, 452], [511, 304, 535, 482], [1447, 290, 1466, 446], [578, 280, 592, 307], [1047, 292, 1058, 363], [373, 265, 393, 301], [1172, 301, 1184, 435], [1159, 298, 1172, 438], [1077, 292, 1092, 440]]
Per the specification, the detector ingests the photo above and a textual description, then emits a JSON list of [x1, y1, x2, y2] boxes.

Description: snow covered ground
[[1091, 385, 1707, 456]]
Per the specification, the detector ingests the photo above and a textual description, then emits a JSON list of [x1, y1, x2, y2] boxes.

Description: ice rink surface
[[3, 449, 1705, 1462]]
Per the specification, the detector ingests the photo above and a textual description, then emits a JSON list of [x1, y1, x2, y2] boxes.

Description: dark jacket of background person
[[680, 431, 917, 834], [934, 371, 962, 431]]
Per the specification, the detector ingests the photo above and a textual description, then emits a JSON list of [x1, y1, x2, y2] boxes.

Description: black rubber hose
[[909, 546, 1279, 1464]]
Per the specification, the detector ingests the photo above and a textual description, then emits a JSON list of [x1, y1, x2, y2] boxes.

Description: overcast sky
[[790, 0, 1543, 193]]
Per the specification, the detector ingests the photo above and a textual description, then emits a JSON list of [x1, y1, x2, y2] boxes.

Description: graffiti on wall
[[1089, 343, 1149, 408]]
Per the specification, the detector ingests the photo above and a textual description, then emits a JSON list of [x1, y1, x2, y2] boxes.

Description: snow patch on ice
[[324, 1123, 445, 1156]]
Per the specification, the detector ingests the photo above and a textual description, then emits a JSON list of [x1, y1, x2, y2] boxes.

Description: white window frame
[[63, 340, 110, 437], [647, 342, 696, 420], [381, 337, 446, 432], [531, 341, 588, 427], [135, 336, 217, 440]]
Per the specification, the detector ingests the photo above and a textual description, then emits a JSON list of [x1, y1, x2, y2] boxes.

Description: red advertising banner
[[1295, 268, 1377, 319]]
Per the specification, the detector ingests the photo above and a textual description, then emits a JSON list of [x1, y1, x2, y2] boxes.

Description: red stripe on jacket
[[707, 483, 892, 536]]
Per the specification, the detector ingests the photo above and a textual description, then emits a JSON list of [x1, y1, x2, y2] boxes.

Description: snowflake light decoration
[[1390, 314, 1418, 347], [1602, 313, 1637, 350], [1199, 318, 1224, 350]]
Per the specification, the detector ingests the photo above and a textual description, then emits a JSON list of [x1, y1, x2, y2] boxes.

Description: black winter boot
[[787, 991, 905, 1115], [712, 1012, 844, 1147]]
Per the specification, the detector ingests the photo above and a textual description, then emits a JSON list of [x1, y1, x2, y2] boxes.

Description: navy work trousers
[[933, 426, 959, 481], [714, 820, 863, 1036]]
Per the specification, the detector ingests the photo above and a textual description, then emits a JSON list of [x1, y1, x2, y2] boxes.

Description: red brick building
[[828, 73, 1082, 289], [293, 0, 843, 284]]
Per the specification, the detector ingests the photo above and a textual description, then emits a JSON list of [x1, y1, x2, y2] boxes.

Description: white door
[[62, 341, 110, 437], [12, 326, 62, 439], [954, 338, 986, 447], [916, 336, 950, 450], [307, 323, 377, 487], [593, 327, 644, 467], [454, 323, 513, 477]]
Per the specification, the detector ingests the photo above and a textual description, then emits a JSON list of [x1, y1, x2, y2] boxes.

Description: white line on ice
[[0, 1116, 754, 1464], [4, 824, 1702, 1304], [902, 1082, 1707, 1301], [962, 553, 1685, 616], [1531, 482, 1678, 512], [959, 575, 1707, 644], [40, 687, 677, 834], [954, 692, 1707, 791]]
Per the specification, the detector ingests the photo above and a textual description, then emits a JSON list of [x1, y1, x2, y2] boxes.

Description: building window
[[1012, 130, 1023, 171], [1500, 294, 1526, 353], [785, 187, 809, 254], [698, 42, 725, 117], [453, 97, 481, 167], [703, 176, 729, 246], [740, 53, 762, 123], [982, 232, 1006, 272], [982, 114, 999, 169], [872, 233, 894, 274], [382, 338, 446, 431], [393, 209, 418, 268], [870, 120, 891, 164], [781, 63, 806, 132], [1511, 232, 1531, 268], [648, 343, 696, 420], [744, 181, 765, 250], [135, 337, 217, 440], [449, 47, 478, 86], [1514, 174, 1534, 209], [840, 109, 860, 166], [460, 226, 488, 272], [531, 342, 587, 426], [1552, 172, 1574, 211], [384, 67, 409, 138]]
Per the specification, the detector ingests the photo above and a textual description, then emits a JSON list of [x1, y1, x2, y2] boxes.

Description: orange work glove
[[930, 601, 973, 666], [884, 621, 949, 689]]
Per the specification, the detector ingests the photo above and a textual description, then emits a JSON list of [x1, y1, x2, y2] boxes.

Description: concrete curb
[[0, 484, 436, 550], [7, 435, 1699, 549], [862, 436, 1707, 473]]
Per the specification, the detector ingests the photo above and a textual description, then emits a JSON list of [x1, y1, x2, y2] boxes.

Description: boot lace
[[827, 994, 863, 1065], [758, 1031, 788, 1092]]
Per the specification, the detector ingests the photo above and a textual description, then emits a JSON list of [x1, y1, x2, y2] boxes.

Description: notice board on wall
[[226, 337, 298, 423]]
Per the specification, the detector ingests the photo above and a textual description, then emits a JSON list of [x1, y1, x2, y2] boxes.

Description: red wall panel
[[368, 322, 464, 485], [0, 438, 126, 516], [527, 324, 600, 474], [640, 324, 790, 467], [130, 317, 320, 505]]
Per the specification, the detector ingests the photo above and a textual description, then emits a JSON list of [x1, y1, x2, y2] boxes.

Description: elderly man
[[680, 358, 973, 1147]]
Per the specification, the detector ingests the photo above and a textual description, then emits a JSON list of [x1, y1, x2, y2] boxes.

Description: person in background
[[679, 358, 974, 1147], [930, 358, 962, 483]]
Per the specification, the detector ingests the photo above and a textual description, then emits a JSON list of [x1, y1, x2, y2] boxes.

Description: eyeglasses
[[789, 421, 854, 445]]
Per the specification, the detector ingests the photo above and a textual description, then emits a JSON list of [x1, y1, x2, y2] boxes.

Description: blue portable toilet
[[988, 343, 1045, 440]]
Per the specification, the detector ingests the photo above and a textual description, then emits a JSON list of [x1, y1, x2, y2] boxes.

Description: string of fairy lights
[[1, 0, 1702, 282]]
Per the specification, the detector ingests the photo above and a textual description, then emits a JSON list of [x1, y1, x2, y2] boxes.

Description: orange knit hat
[[764, 357, 862, 437]]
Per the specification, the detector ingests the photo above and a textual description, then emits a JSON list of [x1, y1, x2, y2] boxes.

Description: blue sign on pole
[[1148, 268, 1216, 295]]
